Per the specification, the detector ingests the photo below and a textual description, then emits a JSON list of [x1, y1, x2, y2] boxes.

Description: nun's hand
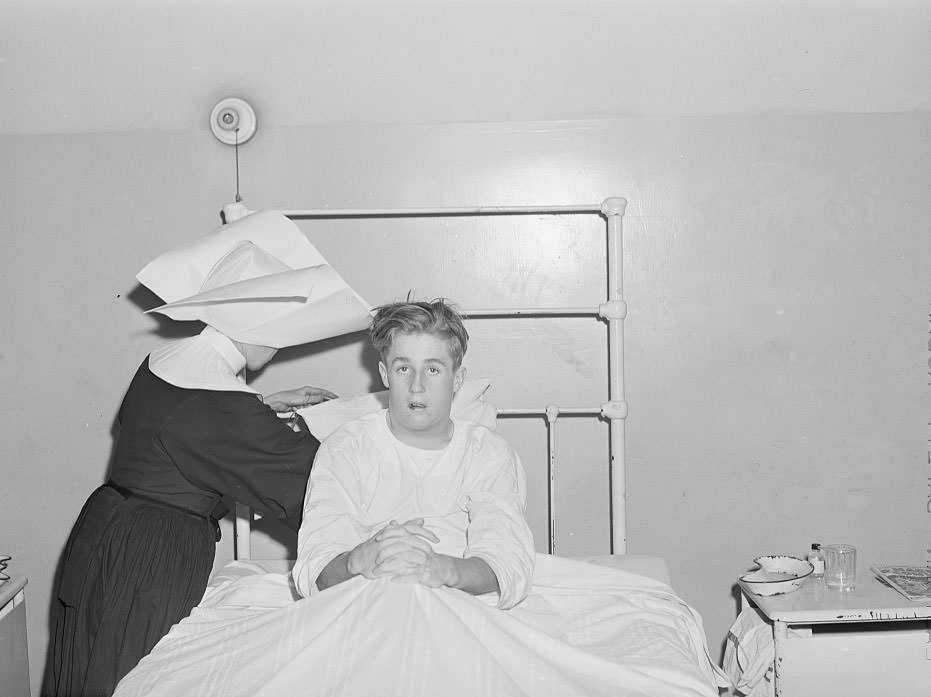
[[264, 386, 339, 413]]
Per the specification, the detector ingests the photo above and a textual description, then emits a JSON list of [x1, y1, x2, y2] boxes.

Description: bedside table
[[738, 573, 931, 696], [0, 576, 30, 697]]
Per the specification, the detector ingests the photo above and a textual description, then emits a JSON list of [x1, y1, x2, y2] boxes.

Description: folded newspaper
[[871, 565, 931, 601]]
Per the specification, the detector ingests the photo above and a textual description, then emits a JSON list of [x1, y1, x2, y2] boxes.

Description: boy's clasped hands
[[347, 518, 455, 588]]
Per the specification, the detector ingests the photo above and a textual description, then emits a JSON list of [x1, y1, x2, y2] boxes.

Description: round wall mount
[[210, 97, 257, 145]]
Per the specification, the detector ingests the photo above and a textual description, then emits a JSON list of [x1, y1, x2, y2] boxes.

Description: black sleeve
[[162, 391, 320, 530]]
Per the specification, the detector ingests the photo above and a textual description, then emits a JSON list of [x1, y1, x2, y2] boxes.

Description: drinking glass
[[822, 544, 856, 591]]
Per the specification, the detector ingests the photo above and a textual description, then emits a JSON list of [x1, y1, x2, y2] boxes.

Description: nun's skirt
[[43, 485, 215, 697]]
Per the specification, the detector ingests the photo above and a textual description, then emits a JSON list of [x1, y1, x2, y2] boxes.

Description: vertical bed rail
[[545, 406, 560, 554], [601, 197, 629, 554], [497, 405, 602, 555], [235, 502, 252, 560], [229, 197, 628, 557]]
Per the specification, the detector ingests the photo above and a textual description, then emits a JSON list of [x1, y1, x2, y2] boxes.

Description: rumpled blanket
[[114, 554, 728, 697]]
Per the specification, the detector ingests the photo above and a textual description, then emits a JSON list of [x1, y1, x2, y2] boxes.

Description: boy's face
[[378, 331, 465, 445]]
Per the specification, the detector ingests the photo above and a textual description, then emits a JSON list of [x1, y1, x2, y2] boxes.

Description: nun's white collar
[[148, 326, 259, 394]]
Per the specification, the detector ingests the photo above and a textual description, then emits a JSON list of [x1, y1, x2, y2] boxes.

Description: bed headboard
[[233, 197, 629, 560]]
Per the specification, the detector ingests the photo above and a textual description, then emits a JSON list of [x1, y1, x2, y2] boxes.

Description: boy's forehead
[[386, 331, 456, 362]]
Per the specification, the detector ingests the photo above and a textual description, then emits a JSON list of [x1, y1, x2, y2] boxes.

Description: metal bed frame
[[232, 197, 629, 558]]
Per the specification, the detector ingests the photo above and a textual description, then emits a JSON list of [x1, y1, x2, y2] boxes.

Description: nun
[[43, 211, 371, 697]]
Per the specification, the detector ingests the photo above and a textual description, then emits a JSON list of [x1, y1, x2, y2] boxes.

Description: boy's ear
[[453, 365, 466, 393], [378, 361, 389, 389]]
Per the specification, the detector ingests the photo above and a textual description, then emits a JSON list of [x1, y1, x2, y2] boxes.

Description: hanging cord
[[234, 127, 242, 203], [220, 128, 250, 224]]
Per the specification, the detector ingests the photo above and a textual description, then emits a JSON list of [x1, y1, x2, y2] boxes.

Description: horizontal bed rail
[[461, 306, 601, 317], [280, 203, 605, 219]]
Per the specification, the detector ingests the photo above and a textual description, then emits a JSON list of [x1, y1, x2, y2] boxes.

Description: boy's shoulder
[[323, 410, 384, 446], [455, 418, 516, 453]]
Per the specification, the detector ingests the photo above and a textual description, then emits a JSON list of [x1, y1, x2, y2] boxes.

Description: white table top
[[739, 573, 931, 624]]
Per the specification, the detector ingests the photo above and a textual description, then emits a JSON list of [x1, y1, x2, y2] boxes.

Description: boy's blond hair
[[369, 299, 469, 369]]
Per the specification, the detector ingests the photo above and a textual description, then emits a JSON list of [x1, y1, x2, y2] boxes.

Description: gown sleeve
[[162, 390, 320, 529], [291, 429, 368, 597], [458, 430, 535, 609]]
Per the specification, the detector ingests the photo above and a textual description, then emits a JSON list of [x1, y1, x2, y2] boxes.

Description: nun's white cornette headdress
[[136, 210, 372, 349]]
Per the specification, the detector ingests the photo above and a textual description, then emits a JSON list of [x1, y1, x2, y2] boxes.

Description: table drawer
[[775, 620, 931, 697]]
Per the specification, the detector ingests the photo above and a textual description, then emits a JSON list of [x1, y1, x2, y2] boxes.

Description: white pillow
[[297, 378, 497, 441]]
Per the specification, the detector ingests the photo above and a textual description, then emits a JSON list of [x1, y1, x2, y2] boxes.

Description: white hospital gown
[[292, 410, 535, 609]]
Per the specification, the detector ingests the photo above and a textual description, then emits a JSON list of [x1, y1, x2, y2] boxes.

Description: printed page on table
[[871, 566, 931, 601]]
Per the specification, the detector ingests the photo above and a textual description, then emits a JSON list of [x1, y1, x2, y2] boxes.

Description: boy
[[292, 299, 535, 609]]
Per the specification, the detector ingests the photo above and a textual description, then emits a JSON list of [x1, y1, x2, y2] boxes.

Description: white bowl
[[740, 555, 813, 596]]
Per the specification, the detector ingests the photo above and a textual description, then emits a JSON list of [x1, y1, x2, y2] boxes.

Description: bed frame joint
[[600, 197, 628, 217], [599, 300, 627, 320], [601, 400, 628, 420]]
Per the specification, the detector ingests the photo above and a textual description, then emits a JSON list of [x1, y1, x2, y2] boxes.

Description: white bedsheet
[[114, 554, 727, 697]]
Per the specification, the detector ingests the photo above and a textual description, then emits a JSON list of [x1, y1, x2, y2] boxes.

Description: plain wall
[[2, 2, 930, 694]]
